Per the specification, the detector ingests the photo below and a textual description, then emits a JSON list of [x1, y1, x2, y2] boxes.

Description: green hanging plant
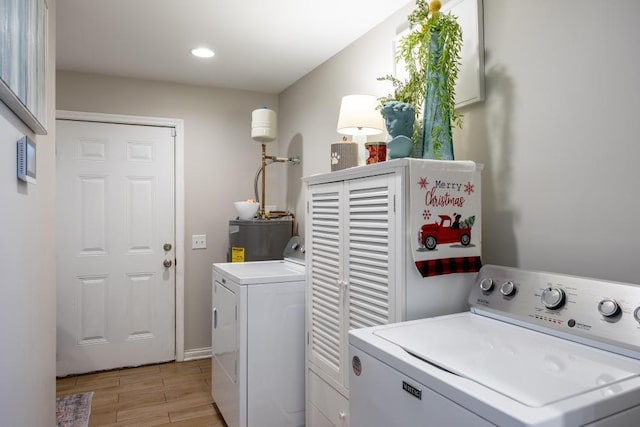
[[378, 0, 463, 155], [417, 0, 463, 130]]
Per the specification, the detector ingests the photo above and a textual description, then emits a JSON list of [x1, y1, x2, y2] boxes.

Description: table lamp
[[336, 94, 384, 166]]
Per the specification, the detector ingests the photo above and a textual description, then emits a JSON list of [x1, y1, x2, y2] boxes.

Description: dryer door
[[212, 279, 239, 427]]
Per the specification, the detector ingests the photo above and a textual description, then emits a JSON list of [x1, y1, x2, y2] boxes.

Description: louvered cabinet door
[[343, 173, 398, 391], [307, 182, 345, 385], [345, 174, 397, 330]]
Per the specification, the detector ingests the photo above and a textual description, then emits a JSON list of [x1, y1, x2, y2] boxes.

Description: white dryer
[[212, 236, 305, 427], [349, 265, 640, 426]]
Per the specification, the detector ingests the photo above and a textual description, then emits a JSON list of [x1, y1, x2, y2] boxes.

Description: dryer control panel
[[283, 235, 305, 262], [470, 264, 640, 359]]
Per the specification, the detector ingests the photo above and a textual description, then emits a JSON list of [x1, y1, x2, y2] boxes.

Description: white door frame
[[56, 109, 186, 362]]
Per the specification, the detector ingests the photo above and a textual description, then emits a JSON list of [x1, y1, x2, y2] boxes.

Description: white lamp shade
[[336, 94, 384, 136]]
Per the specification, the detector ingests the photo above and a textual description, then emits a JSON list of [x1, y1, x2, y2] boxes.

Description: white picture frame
[[393, 0, 485, 109], [0, 0, 48, 134]]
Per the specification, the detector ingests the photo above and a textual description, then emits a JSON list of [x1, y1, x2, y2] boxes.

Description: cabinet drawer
[[308, 368, 349, 426]]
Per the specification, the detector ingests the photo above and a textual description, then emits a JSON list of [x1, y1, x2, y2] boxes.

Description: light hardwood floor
[[56, 358, 227, 426]]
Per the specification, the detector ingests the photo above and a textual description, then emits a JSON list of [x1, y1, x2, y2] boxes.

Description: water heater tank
[[228, 219, 292, 262], [251, 107, 277, 142]]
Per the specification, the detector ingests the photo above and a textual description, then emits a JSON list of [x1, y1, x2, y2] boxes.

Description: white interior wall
[[460, 0, 640, 282], [277, 4, 406, 229], [51, 0, 640, 369], [278, 0, 640, 285], [56, 71, 279, 351], [0, 0, 57, 424]]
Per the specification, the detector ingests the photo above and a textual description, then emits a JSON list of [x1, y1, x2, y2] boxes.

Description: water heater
[[228, 219, 292, 262]]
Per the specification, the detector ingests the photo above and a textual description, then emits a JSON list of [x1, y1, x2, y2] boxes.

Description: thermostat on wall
[[17, 136, 36, 184]]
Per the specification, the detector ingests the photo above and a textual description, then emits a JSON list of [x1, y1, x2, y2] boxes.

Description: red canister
[[365, 142, 387, 164]]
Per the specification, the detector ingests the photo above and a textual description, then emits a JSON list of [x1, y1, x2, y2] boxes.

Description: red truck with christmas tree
[[418, 214, 475, 250]]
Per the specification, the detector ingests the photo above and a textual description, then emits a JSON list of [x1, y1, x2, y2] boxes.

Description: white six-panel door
[[56, 119, 175, 376]]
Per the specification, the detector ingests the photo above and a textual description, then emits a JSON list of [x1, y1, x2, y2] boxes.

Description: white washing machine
[[212, 236, 305, 427], [349, 264, 640, 426]]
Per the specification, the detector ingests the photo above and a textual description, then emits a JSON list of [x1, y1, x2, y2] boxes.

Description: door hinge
[[171, 127, 176, 137], [307, 331, 309, 346], [307, 201, 309, 213], [393, 194, 396, 213], [235, 305, 238, 320]]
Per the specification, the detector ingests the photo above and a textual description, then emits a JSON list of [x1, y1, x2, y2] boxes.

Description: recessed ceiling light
[[191, 47, 215, 58]]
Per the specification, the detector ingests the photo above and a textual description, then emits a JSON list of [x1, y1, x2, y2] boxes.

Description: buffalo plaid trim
[[415, 256, 482, 278]]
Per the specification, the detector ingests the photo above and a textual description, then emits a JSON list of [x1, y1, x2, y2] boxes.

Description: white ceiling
[[56, 0, 411, 94]]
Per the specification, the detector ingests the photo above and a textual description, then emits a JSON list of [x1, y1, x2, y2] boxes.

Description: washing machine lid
[[213, 260, 305, 284], [374, 312, 640, 408]]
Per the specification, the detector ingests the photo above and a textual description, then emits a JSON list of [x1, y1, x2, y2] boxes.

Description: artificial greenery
[[377, 74, 422, 112], [378, 0, 463, 156]]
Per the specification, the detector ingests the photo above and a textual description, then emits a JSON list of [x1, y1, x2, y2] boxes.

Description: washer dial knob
[[479, 278, 494, 292], [634, 307, 640, 323], [598, 298, 620, 318], [500, 281, 516, 296], [541, 287, 566, 310]]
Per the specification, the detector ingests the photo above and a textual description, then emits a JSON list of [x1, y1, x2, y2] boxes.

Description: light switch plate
[[192, 234, 207, 249]]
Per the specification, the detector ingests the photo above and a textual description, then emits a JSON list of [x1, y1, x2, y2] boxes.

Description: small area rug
[[56, 392, 94, 427]]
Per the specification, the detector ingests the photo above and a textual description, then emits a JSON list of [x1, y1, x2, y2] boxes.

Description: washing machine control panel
[[469, 265, 640, 357]]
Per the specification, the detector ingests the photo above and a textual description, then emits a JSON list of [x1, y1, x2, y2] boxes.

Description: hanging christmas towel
[[409, 159, 482, 277]]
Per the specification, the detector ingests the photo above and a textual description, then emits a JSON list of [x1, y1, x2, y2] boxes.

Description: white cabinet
[[305, 166, 402, 427], [306, 173, 399, 397], [303, 159, 482, 426]]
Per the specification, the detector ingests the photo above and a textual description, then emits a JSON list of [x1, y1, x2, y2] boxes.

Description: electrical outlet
[[192, 234, 207, 249]]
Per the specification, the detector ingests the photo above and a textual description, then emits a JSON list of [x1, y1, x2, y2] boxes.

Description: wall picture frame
[[0, 0, 48, 134], [393, 0, 485, 109]]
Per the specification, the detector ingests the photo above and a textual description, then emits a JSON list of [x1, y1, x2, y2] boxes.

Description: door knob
[[163, 243, 172, 251], [163, 259, 173, 268]]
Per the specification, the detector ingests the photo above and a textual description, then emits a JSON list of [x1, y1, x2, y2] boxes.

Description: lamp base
[[352, 134, 367, 166]]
